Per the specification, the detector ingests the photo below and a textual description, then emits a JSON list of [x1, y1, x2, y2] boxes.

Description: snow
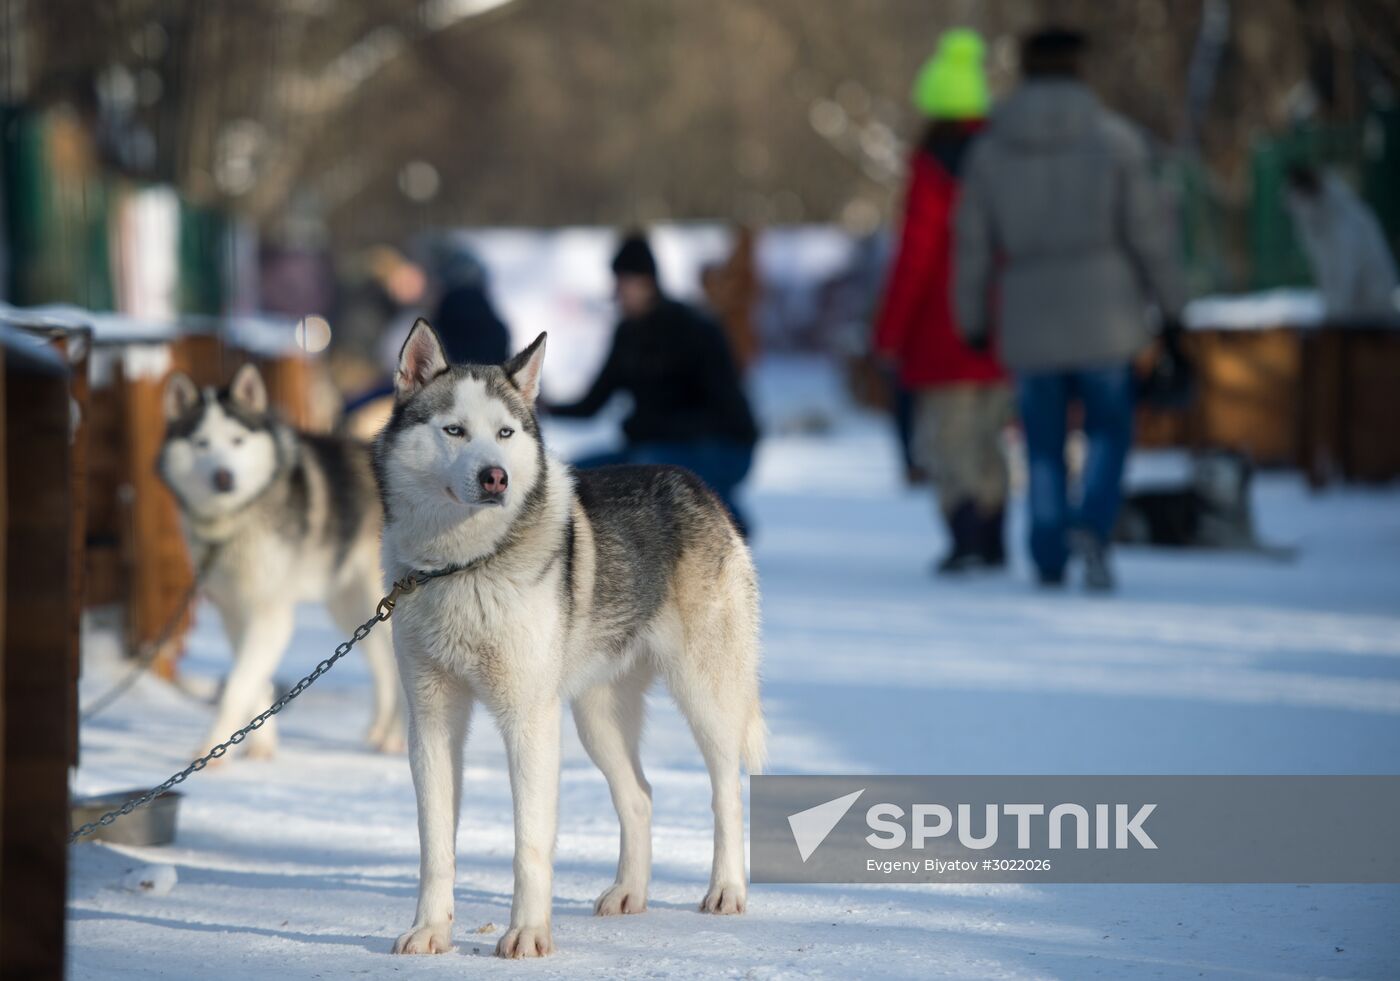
[[1182, 288, 1327, 330], [70, 356, 1400, 979], [119, 864, 178, 898], [1183, 287, 1400, 332]]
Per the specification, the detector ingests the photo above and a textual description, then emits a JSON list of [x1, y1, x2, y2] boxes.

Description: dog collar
[[377, 554, 492, 618]]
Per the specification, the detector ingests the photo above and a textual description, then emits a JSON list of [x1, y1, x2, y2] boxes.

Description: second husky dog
[[159, 364, 404, 760], [375, 321, 765, 958]]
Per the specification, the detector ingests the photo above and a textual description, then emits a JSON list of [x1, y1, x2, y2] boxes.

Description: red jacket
[[873, 144, 1006, 388]]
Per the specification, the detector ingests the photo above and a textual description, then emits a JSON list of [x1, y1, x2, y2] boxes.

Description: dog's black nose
[[212, 468, 235, 493], [479, 467, 508, 495]]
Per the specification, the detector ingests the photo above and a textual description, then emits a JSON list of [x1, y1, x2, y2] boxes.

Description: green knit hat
[[911, 28, 990, 120]]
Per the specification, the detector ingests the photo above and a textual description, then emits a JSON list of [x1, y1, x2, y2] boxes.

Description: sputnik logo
[[787, 789, 864, 861]]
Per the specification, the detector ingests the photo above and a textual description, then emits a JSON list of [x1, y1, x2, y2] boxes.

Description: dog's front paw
[[594, 882, 647, 916], [495, 923, 554, 958], [700, 882, 746, 915], [392, 923, 453, 955]]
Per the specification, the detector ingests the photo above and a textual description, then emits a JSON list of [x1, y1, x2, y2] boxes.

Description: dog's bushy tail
[[742, 701, 768, 775]]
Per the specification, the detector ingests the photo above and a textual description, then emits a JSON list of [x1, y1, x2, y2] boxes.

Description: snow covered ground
[[70, 357, 1400, 979]]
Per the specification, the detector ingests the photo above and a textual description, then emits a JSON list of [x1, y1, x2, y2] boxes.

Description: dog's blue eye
[[442, 424, 466, 438], [498, 427, 514, 439], [194, 438, 210, 450]]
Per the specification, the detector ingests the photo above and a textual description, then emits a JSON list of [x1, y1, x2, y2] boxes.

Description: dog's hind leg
[[329, 579, 405, 752], [393, 662, 471, 955], [202, 601, 296, 762], [662, 605, 761, 915], [573, 660, 655, 915]]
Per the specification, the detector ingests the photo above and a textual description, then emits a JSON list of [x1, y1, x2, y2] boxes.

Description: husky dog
[[159, 364, 404, 760], [375, 321, 765, 958]]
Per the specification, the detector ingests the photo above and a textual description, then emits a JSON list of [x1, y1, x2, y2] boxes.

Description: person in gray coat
[[954, 27, 1184, 591], [1286, 165, 1399, 320]]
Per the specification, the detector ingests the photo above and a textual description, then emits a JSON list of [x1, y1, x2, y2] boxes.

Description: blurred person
[[889, 385, 926, 487], [332, 245, 426, 391], [873, 28, 1011, 574], [331, 246, 429, 438], [548, 232, 759, 534], [954, 27, 1185, 591], [430, 239, 513, 364], [700, 225, 761, 372], [350, 241, 513, 440], [1286, 164, 1399, 320]]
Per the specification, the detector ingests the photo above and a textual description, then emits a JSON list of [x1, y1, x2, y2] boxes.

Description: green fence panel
[[0, 107, 113, 308], [178, 201, 228, 315]]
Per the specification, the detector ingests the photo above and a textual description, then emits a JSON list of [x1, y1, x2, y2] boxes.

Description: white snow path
[[69, 360, 1400, 979]]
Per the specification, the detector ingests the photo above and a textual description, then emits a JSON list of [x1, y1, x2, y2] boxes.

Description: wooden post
[[258, 352, 317, 430], [171, 331, 227, 386], [1337, 327, 1400, 483], [0, 334, 7, 955], [118, 350, 193, 679], [49, 329, 91, 764], [1300, 328, 1343, 489], [0, 329, 75, 981], [81, 379, 126, 607]]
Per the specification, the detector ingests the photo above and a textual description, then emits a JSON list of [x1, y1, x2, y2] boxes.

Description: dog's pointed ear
[[229, 362, 269, 414], [396, 319, 449, 401], [504, 332, 547, 404], [163, 372, 199, 421]]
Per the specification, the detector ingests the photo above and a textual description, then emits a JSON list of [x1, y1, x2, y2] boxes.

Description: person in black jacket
[[549, 233, 760, 533], [432, 242, 512, 366]]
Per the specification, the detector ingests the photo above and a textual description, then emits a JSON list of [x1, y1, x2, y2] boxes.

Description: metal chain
[[69, 578, 416, 843], [81, 546, 222, 721]]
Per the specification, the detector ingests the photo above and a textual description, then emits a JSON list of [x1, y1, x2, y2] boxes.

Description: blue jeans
[[1017, 365, 1135, 578], [574, 440, 755, 535]]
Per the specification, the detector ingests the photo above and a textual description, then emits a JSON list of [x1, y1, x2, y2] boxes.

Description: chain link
[[69, 596, 398, 843]]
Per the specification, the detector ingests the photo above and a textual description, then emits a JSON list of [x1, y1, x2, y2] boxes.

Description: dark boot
[[936, 501, 983, 575], [978, 506, 1007, 569], [1070, 528, 1115, 592]]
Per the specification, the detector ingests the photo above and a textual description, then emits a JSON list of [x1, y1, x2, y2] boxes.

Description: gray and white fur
[[158, 364, 404, 760], [374, 321, 766, 959]]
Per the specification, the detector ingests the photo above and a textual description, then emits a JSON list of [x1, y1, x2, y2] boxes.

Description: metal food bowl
[[70, 791, 182, 846]]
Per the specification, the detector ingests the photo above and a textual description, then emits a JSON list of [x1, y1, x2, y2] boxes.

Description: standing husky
[[159, 364, 404, 760], [375, 321, 765, 958]]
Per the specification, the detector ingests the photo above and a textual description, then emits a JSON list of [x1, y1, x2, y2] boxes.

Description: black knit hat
[[1021, 26, 1087, 77], [611, 233, 658, 278]]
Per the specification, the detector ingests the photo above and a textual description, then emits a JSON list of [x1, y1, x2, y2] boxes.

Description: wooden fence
[[0, 320, 88, 981], [1137, 325, 1400, 485]]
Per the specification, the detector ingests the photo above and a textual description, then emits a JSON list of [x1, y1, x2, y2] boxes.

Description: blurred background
[[3, 0, 1397, 596], [3, 3, 1400, 977], [3, 0, 1398, 315]]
